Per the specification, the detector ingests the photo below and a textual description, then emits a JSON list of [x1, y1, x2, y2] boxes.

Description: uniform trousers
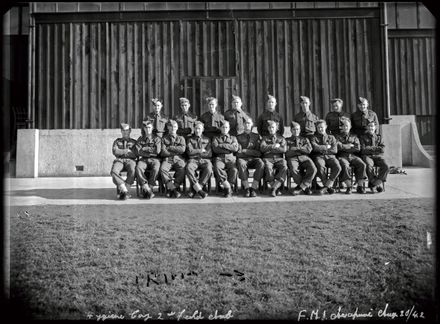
[[160, 156, 186, 187], [263, 157, 287, 183], [111, 159, 136, 186], [287, 156, 317, 188], [362, 155, 389, 184], [213, 157, 238, 186], [186, 158, 213, 188], [136, 158, 160, 186], [338, 155, 366, 183], [313, 156, 342, 187], [237, 158, 264, 182]]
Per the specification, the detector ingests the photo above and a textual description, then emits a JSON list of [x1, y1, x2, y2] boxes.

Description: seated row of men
[[111, 115, 389, 200]]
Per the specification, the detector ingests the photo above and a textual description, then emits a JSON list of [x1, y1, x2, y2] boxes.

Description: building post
[[380, 2, 391, 124]]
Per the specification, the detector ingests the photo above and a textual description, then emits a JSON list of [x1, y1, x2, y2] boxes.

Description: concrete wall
[[15, 117, 432, 177], [389, 115, 434, 168]]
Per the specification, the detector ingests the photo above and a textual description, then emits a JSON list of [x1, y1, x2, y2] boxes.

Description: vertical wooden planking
[[418, 38, 427, 115], [170, 21, 175, 117], [162, 22, 168, 113], [147, 22, 153, 114], [60, 23, 66, 128], [255, 21, 263, 118], [239, 21, 244, 105], [425, 37, 432, 115], [97, 23, 101, 128], [319, 19, 329, 116], [89, 23, 96, 128], [105, 22, 110, 128], [202, 21, 207, 76], [110, 23, 118, 127], [248, 21, 256, 116], [45, 25, 51, 128], [133, 23, 138, 126]]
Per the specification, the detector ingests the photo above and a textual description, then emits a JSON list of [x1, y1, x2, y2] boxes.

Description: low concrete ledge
[[390, 115, 434, 168], [16, 129, 39, 177], [37, 129, 141, 177]]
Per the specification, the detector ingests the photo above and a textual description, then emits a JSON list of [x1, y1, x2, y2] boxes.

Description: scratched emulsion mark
[[135, 270, 199, 287], [135, 269, 246, 287]]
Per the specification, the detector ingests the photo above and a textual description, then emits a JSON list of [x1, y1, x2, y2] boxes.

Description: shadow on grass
[[7, 188, 123, 200]]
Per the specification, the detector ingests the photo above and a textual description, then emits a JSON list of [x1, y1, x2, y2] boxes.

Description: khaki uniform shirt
[[112, 137, 137, 161], [257, 110, 285, 137], [236, 132, 262, 158], [144, 112, 169, 136], [351, 110, 379, 137], [224, 108, 250, 136], [186, 135, 212, 159], [260, 134, 287, 158], [293, 111, 320, 137], [325, 111, 351, 135], [160, 134, 186, 161], [212, 134, 239, 162], [285, 136, 312, 160], [335, 132, 361, 158], [310, 133, 338, 158], [360, 132, 385, 156], [174, 112, 198, 136], [135, 135, 161, 159], [199, 111, 225, 138]]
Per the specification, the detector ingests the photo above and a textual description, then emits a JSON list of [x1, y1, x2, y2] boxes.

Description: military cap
[[179, 97, 190, 104], [291, 121, 301, 128], [151, 98, 162, 105], [120, 123, 131, 131], [244, 116, 253, 123], [340, 117, 351, 125], [142, 120, 153, 127], [232, 95, 242, 101], [167, 119, 178, 127], [267, 120, 279, 127], [358, 97, 368, 104], [205, 97, 217, 103], [220, 120, 230, 127], [194, 121, 205, 128], [330, 98, 343, 104], [267, 94, 276, 101], [315, 119, 327, 126], [300, 96, 310, 103], [366, 120, 377, 126]]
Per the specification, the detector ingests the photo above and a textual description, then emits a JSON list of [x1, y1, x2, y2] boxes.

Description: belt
[[164, 155, 183, 161], [264, 154, 283, 159], [215, 153, 235, 159]]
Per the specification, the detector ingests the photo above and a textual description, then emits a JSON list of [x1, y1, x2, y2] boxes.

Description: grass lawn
[[9, 198, 436, 320]]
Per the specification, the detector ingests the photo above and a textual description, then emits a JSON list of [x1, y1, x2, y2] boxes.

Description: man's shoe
[[276, 189, 282, 196], [356, 186, 366, 194], [224, 187, 232, 198], [120, 191, 128, 200], [315, 184, 324, 190], [304, 187, 312, 195], [250, 188, 257, 197], [187, 189, 196, 198], [199, 190, 208, 199], [376, 185, 383, 193], [174, 189, 181, 198], [345, 187, 352, 195], [270, 188, 277, 197], [143, 190, 150, 199], [292, 188, 302, 196], [326, 187, 334, 194], [244, 188, 251, 197]]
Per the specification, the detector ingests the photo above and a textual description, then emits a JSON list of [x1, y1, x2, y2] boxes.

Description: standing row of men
[[111, 95, 389, 200]]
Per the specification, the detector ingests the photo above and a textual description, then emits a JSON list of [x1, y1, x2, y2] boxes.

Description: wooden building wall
[[33, 9, 384, 129]]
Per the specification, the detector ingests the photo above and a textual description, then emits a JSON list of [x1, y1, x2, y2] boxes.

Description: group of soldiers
[[111, 95, 389, 200]]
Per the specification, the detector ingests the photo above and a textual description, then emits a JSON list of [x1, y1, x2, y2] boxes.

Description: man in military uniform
[[359, 121, 389, 193], [293, 96, 320, 138], [325, 98, 351, 136], [174, 97, 197, 138], [335, 118, 367, 194], [257, 95, 284, 137], [160, 120, 186, 198], [351, 97, 379, 137], [224, 95, 250, 136], [236, 117, 264, 197], [185, 121, 212, 198], [110, 123, 137, 200], [144, 98, 168, 137], [135, 120, 162, 199], [199, 97, 225, 139], [310, 120, 341, 195], [260, 120, 287, 197], [212, 120, 239, 198], [285, 121, 316, 196]]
